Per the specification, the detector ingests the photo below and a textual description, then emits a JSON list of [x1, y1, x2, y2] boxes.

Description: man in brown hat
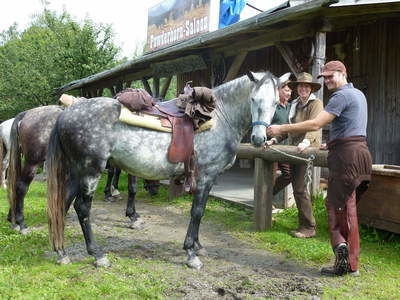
[[267, 72, 323, 239], [267, 61, 372, 277]]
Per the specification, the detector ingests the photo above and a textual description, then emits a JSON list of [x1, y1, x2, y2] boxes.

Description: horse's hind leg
[[111, 167, 121, 197], [12, 161, 38, 234], [1, 153, 8, 189], [126, 175, 144, 229], [104, 165, 115, 202], [144, 179, 160, 196], [74, 173, 110, 267], [183, 174, 216, 269]]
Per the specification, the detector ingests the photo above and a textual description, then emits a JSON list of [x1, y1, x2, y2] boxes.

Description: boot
[[321, 243, 359, 276]]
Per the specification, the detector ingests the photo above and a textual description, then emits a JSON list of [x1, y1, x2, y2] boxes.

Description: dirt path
[[61, 198, 324, 299]]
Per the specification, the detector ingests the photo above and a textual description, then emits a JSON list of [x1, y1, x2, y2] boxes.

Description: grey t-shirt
[[324, 83, 367, 141]]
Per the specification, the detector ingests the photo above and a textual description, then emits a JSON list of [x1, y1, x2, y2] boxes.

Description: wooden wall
[[327, 18, 400, 165]]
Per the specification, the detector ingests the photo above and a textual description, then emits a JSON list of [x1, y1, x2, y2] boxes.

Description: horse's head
[[247, 71, 291, 147]]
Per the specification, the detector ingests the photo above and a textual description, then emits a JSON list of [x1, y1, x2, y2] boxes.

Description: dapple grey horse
[[0, 118, 14, 188], [47, 71, 290, 269], [8, 106, 63, 234]]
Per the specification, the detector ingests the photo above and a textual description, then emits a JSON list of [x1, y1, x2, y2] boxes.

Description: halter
[[251, 121, 270, 127]]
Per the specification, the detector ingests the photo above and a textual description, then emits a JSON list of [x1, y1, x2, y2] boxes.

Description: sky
[[0, 0, 285, 58]]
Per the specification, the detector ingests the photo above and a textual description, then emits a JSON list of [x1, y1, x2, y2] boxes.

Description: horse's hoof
[[129, 217, 145, 230], [111, 188, 120, 197], [104, 197, 115, 203], [95, 256, 111, 268], [11, 224, 20, 232], [187, 256, 203, 270], [20, 228, 29, 235], [57, 256, 71, 265], [129, 218, 144, 230], [196, 248, 208, 257]]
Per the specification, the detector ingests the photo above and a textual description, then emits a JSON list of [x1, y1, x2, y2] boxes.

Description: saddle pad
[[119, 106, 213, 133]]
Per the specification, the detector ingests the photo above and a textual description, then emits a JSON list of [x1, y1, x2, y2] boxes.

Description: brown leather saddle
[[115, 86, 217, 192]]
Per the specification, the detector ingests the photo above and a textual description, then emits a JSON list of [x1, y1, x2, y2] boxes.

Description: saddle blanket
[[119, 106, 213, 133]]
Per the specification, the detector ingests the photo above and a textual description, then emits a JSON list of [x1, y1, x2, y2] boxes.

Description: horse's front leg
[[183, 175, 215, 269], [126, 175, 144, 229], [74, 176, 110, 268]]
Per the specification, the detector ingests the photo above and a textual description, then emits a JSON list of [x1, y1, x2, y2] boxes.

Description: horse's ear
[[278, 72, 291, 86], [246, 71, 258, 83]]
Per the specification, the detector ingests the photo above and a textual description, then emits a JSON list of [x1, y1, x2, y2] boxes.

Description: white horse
[[0, 118, 15, 188]]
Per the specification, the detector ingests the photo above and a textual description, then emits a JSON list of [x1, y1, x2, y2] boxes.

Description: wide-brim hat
[[288, 72, 321, 93]]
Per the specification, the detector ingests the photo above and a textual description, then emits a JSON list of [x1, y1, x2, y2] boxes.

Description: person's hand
[[267, 125, 282, 136], [320, 143, 327, 150], [264, 138, 276, 149], [297, 142, 309, 152]]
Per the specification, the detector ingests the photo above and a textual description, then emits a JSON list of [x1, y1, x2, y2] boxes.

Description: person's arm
[[267, 110, 336, 136]]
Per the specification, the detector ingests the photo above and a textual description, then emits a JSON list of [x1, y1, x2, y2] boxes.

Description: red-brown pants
[[326, 190, 359, 271]]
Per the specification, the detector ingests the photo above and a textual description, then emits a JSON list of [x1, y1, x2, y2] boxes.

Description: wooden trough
[[358, 165, 400, 234]]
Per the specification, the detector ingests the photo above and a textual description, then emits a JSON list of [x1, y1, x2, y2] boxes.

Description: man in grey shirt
[[325, 81, 367, 141], [267, 61, 372, 277]]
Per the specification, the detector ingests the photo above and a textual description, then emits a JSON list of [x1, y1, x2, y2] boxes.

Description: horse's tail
[[7, 113, 26, 222], [47, 120, 68, 251], [0, 135, 4, 188]]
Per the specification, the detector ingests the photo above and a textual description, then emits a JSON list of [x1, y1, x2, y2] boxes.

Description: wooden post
[[223, 51, 248, 83], [153, 77, 160, 98], [141, 78, 153, 96], [275, 42, 302, 76], [311, 31, 326, 195], [160, 76, 172, 99], [254, 158, 274, 231]]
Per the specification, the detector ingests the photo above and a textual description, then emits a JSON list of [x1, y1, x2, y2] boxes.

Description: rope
[[268, 147, 316, 196]]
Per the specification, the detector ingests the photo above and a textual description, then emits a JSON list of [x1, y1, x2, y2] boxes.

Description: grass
[[1, 173, 399, 299]]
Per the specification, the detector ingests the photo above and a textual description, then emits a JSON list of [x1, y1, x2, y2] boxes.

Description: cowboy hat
[[288, 72, 321, 92]]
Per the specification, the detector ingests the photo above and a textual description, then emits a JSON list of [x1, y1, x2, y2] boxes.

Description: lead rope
[[268, 147, 316, 196]]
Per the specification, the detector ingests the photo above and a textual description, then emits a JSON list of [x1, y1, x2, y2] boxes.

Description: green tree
[[0, 9, 121, 119]]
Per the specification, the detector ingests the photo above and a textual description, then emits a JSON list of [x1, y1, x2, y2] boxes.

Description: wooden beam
[[160, 76, 173, 99], [141, 78, 153, 96], [220, 21, 315, 57], [275, 42, 302, 75], [153, 77, 160, 98], [223, 51, 248, 83], [254, 158, 274, 230], [237, 144, 328, 167], [151, 55, 207, 78]]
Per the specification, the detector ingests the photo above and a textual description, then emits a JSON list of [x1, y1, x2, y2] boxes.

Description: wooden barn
[[57, 0, 400, 165]]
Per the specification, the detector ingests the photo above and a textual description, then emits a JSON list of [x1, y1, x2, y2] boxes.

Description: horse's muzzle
[[251, 134, 266, 147]]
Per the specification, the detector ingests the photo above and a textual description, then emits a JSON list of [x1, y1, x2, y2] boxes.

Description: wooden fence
[[236, 144, 328, 231]]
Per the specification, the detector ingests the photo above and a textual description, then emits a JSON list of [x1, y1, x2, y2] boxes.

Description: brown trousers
[[326, 182, 369, 272], [274, 164, 315, 230]]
